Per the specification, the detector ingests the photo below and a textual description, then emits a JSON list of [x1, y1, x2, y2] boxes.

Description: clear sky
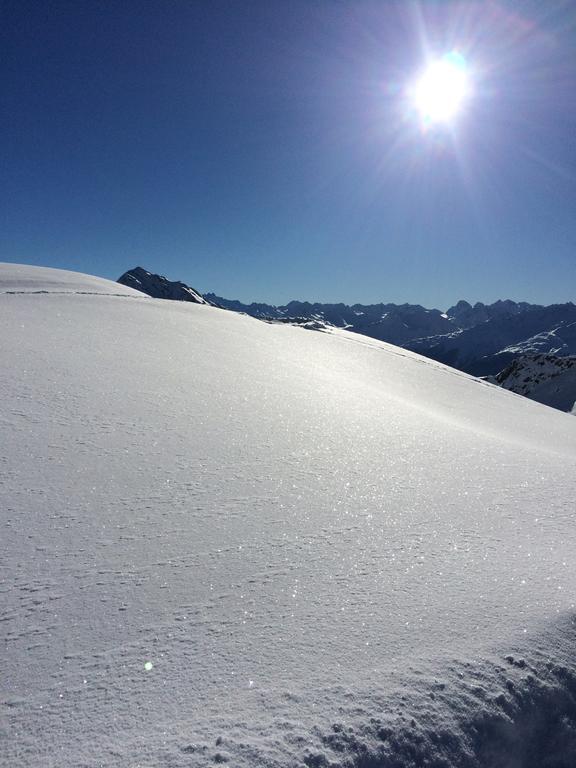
[[2, 0, 576, 308]]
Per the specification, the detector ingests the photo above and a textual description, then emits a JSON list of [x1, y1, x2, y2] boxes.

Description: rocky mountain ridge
[[118, 266, 211, 305]]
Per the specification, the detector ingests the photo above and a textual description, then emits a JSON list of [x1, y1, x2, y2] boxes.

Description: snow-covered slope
[[123, 268, 575, 385], [491, 354, 576, 413], [2, 265, 576, 768], [0, 262, 144, 297]]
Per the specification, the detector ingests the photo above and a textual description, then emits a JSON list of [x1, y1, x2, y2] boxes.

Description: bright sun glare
[[412, 52, 470, 126]]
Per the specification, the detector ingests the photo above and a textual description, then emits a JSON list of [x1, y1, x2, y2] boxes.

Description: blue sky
[[2, 0, 576, 308]]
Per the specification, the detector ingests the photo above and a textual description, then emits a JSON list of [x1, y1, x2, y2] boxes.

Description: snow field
[[1, 265, 576, 767]]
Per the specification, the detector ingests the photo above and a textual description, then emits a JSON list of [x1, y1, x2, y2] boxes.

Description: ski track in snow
[[2, 265, 576, 767], [0, 290, 150, 298]]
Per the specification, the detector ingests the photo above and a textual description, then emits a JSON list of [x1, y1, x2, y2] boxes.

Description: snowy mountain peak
[[447, 299, 473, 315], [118, 266, 210, 304]]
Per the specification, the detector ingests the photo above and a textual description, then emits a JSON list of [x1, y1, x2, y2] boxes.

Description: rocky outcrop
[[489, 354, 576, 413], [118, 267, 210, 304]]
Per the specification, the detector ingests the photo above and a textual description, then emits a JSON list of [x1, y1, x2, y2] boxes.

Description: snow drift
[[2, 264, 576, 768]]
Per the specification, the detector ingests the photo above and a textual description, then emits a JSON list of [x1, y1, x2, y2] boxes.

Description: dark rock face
[[446, 299, 540, 330], [118, 267, 210, 304], [488, 354, 576, 413], [493, 354, 576, 391]]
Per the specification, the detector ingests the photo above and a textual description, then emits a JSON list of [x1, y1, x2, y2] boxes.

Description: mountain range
[[118, 267, 576, 412]]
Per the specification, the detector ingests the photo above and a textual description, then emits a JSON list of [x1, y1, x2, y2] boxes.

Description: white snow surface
[[2, 265, 576, 767], [0, 262, 144, 297]]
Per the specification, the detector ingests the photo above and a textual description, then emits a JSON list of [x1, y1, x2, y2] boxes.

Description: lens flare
[[412, 52, 470, 126]]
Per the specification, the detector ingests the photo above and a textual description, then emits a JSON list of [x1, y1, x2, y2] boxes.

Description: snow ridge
[[0, 262, 144, 297], [3, 264, 576, 767]]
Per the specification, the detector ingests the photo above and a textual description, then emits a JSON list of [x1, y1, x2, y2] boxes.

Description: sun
[[411, 52, 470, 126]]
